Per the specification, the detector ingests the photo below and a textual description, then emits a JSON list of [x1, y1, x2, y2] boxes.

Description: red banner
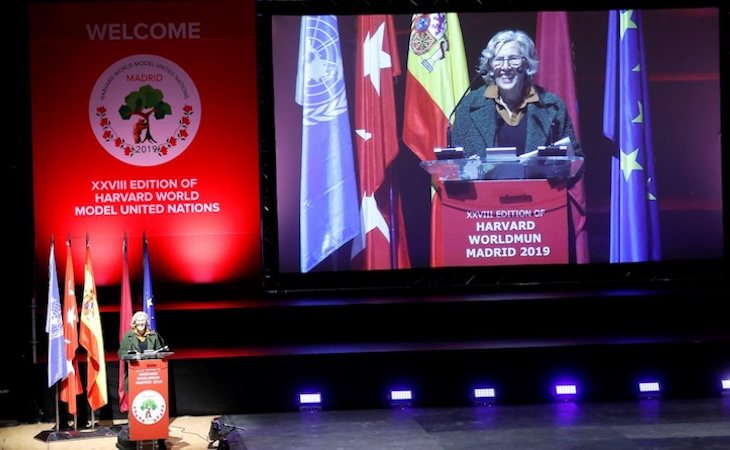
[[29, 0, 260, 286], [433, 180, 569, 266]]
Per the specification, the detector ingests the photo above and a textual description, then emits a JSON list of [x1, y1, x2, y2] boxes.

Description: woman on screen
[[451, 29, 581, 157]]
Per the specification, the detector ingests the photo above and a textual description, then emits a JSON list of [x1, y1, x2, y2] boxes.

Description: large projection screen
[[257, 3, 726, 293]]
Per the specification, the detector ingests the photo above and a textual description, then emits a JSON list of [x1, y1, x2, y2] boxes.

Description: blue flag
[[46, 240, 68, 387], [142, 234, 156, 330], [603, 10, 661, 262], [295, 15, 360, 273]]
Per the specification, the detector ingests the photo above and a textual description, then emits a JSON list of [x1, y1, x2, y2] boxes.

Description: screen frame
[[255, 0, 728, 295]]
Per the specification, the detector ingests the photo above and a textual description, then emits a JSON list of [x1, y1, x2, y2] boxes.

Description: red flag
[[353, 15, 410, 269], [59, 238, 82, 416], [534, 11, 589, 263], [402, 13, 469, 161], [118, 236, 133, 412], [79, 237, 108, 411]]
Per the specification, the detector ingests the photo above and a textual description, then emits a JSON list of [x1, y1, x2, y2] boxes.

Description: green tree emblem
[[118, 85, 172, 144], [141, 398, 158, 418]]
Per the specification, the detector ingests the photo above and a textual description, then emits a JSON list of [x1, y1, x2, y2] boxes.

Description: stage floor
[[216, 397, 730, 449], [2, 397, 729, 449]]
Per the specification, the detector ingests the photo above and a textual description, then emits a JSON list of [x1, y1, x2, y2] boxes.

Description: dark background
[[4, 0, 728, 423]]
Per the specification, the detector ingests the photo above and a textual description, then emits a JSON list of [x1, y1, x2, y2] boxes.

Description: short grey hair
[[478, 29, 539, 84], [130, 311, 149, 328]]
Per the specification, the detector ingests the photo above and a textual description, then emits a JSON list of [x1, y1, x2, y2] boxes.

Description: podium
[[421, 154, 584, 267], [122, 351, 174, 442]]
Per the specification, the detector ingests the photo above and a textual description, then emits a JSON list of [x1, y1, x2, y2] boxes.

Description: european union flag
[[142, 234, 156, 330], [295, 15, 360, 273], [603, 10, 661, 262]]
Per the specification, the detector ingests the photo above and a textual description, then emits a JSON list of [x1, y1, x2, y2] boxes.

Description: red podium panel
[[432, 179, 569, 266], [128, 359, 169, 441]]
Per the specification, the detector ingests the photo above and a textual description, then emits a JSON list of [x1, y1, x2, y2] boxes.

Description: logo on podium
[[131, 389, 167, 425]]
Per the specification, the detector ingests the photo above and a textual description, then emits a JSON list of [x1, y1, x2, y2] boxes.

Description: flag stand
[[33, 389, 116, 442], [34, 411, 116, 442]]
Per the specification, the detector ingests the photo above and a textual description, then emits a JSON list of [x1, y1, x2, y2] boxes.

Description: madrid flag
[[59, 238, 82, 415], [353, 14, 410, 269]]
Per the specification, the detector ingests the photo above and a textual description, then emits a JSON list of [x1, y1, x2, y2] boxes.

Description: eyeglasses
[[490, 55, 525, 69]]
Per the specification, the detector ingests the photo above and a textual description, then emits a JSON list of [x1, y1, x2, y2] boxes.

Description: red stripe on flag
[[402, 71, 450, 162]]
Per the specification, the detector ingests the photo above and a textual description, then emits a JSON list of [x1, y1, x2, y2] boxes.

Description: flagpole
[[55, 384, 61, 431], [387, 167, 397, 269]]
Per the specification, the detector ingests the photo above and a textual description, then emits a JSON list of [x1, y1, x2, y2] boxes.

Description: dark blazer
[[118, 330, 165, 358], [118, 329, 166, 393], [451, 84, 582, 158]]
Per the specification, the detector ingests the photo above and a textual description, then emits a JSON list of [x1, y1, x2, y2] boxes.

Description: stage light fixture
[[389, 389, 413, 408], [638, 381, 661, 399], [298, 392, 322, 411], [472, 387, 497, 406], [208, 417, 222, 442], [721, 378, 730, 395], [553, 384, 578, 401]]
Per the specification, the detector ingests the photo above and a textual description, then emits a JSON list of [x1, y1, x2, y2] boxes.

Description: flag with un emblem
[[295, 15, 360, 273], [46, 240, 68, 387]]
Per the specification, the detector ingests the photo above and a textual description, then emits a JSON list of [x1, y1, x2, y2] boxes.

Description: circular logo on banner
[[131, 389, 167, 425], [89, 54, 201, 166]]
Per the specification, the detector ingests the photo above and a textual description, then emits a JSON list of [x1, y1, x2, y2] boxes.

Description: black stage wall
[[6, 0, 729, 424]]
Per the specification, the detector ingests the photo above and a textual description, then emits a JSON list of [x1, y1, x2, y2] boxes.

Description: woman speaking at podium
[[450, 29, 587, 264], [450, 29, 581, 158], [119, 311, 166, 357], [118, 310, 169, 448], [118, 310, 167, 392]]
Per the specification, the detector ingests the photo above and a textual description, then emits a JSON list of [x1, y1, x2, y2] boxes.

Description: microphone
[[446, 68, 488, 147]]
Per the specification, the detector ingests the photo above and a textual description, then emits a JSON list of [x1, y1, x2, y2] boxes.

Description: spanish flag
[[402, 13, 469, 265], [79, 236, 108, 411], [402, 13, 469, 161]]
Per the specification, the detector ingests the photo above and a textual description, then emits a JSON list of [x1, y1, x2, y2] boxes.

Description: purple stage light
[[298, 392, 322, 411], [389, 389, 413, 408], [390, 389, 412, 401], [555, 384, 577, 395], [472, 387, 497, 406], [638, 382, 661, 393], [473, 387, 496, 399], [553, 383, 578, 402], [638, 381, 661, 399]]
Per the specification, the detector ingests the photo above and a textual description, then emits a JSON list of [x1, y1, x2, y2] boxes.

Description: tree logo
[[131, 389, 167, 425], [89, 54, 201, 166]]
